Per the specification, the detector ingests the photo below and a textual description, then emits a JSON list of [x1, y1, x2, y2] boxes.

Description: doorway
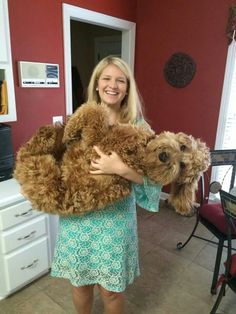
[[63, 4, 136, 115], [71, 21, 122, 112]]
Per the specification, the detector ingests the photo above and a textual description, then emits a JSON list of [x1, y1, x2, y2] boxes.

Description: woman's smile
[[97, 64, 128, 109]]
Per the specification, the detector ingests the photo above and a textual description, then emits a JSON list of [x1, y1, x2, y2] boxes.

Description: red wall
[[7, 0, 136, 153], [135, 0, 236, 149], [7, 0, 236, 153]]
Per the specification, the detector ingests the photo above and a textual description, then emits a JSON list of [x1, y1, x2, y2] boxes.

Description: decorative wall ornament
[[163, 52, 196, 88]]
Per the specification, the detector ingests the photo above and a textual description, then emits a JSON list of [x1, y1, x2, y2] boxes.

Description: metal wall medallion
[[163, 52, 196, 88]]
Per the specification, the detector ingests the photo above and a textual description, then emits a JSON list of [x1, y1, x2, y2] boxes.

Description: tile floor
[[0, 199, 236, 314]]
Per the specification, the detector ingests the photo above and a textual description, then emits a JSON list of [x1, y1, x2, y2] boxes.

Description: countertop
[[0, 178, 24, 209]]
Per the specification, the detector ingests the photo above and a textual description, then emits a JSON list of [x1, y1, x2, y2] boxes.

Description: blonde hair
[[87, 56, 144, 123]]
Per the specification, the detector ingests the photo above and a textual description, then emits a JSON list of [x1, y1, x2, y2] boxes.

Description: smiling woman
[[50, 55, 162, 314]]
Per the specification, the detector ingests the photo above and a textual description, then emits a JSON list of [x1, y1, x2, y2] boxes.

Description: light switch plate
[[52, 116, 63, 124]]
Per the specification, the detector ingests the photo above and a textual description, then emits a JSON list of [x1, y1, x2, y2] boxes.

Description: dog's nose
[[159, 152, 168, 162]]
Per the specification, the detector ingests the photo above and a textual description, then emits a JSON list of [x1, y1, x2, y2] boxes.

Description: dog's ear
[[169, 136, 210, 216], [145, 133, 157, 147], [181, 139, 210, 182], [169, 180, 198, 216], [195, 138, 211, 172]]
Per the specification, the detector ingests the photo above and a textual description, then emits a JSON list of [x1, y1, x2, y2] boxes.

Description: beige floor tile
[[158, 227, 212, 263], [137, 206, 156, 220], [11, 291, 67, 314], [138, 236, 160, 257], [32, 273, 62, 290], [138, 217, 169, 246], [194, 243, 227, 274], [218, 287, 236, 314], [154, 288, 215, 314], [0, 282, 41, 311], [173, 261, 217, 303], [42, 277, 75, 313]]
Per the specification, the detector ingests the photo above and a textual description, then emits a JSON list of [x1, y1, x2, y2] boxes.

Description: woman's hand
[[90, 146, 144, 184], [90, 146, 125, 175]]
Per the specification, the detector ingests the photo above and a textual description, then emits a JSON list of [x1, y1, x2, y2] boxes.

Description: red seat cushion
[[199, 203, 232, 234]]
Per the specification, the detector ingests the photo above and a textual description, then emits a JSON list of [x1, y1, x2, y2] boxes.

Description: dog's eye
[[159, 152, 168, 162], [180, 162, 186, 169], [180, 145, 186, 151], [125, 148, 136, 155]]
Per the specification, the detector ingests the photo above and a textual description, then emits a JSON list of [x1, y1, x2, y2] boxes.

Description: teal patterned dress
[[51, 178, 161, 292]]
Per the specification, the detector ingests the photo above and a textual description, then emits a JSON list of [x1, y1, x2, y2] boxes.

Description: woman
[[51, 56, 162, 314]]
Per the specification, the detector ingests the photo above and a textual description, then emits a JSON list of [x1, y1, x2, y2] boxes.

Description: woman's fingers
[[90, 169, 103, 174], [91, 160, 99, 168], [91, 147, 119, 175], [93, 145, 105, 157]]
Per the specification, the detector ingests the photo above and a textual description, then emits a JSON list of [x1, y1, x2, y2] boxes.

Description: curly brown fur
[[14, 102, 210, 216], [168, 132, 211, 216], [14, 123, 65, 214], [16, 123, 66, 161], [63, 102, 111, 147]]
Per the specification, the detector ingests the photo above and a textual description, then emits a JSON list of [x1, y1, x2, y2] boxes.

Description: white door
[[63, 4, 136, 116]]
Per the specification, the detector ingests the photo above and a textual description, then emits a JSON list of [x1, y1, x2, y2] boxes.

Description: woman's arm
[[90, 146, 144, 184], [90, 146, 162, 212]]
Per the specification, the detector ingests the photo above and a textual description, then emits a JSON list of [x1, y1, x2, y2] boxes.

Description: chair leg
[[210, 281, 226, 314], [211, 238, 224, 295], [177, 214, 200, 250]]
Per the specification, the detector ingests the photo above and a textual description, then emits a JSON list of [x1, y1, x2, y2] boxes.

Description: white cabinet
[[0, 179, 52, 300], [0, 0, 16, 122]]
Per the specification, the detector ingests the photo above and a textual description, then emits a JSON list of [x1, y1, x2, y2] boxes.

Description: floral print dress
[[51, 178, 161, 292]]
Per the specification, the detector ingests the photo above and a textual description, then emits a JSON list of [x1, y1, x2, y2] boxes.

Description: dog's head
[[144, 131, 184, 186], [143, 130, 210, 216], [175, 132, 211, 184]]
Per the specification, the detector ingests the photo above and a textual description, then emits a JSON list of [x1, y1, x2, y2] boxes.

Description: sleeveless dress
[[51, 177, 161, 292]]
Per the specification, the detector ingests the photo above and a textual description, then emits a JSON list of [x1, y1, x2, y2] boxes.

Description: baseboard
[[160, 191, 169, 200]]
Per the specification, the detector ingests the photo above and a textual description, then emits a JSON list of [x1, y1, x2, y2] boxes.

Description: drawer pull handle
[[21, 259, 39, 270], [15, 209, 33, 217], [18, 230, 36, 241]]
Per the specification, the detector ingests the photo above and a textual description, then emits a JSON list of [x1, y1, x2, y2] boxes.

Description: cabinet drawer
[[0, 216, 47, 254], [4, 237, 49, 293], [0, 200, 41, 230]]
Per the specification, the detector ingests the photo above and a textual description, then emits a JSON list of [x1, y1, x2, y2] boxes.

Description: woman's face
[[97, 64, 128, 109]]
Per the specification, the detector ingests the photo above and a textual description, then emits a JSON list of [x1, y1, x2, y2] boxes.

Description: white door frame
[[63, 3, 136, 115]]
